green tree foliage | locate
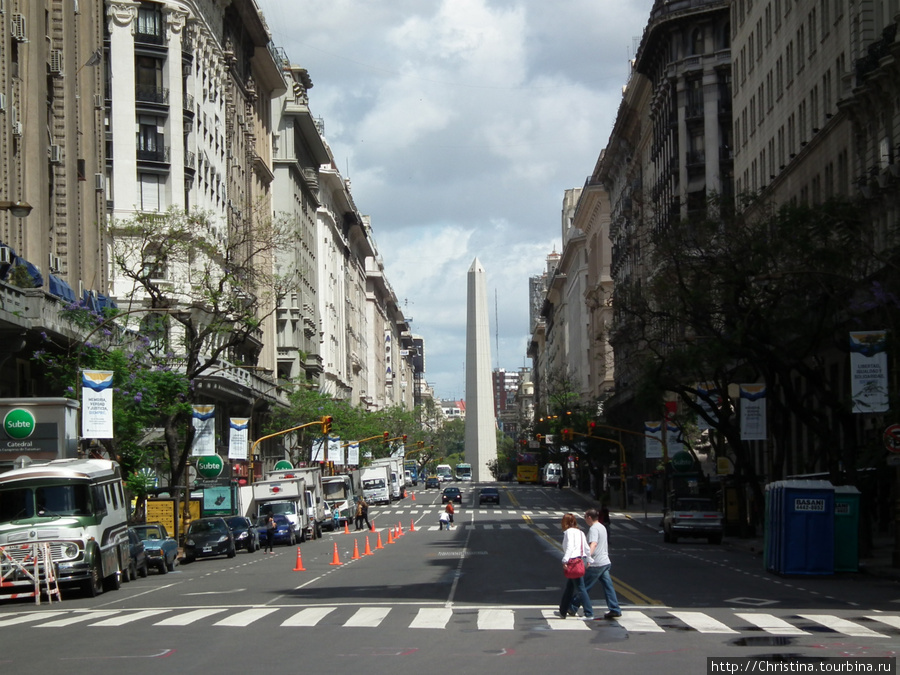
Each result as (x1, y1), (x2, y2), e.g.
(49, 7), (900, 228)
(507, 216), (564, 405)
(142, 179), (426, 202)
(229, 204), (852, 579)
(615, 195), (895, 488)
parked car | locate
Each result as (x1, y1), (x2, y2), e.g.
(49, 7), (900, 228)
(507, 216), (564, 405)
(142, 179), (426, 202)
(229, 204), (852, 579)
(663, 496), (723, 544)
(255, 514), (297, 546)
(441, 486), (462, 504)
(183, 517), (237, 562)
(425, 476), (441, 489)
(478, 487), (500, 506)
(132, 523), (178, 573)
(225, 515), (260, 553)
(125, 527), (150, 581)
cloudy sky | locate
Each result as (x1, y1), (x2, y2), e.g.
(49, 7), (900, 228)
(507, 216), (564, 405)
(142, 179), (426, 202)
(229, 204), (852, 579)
(256, 0), (653, 401)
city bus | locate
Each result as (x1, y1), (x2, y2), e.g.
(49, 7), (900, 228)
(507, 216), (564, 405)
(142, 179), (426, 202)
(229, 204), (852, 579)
(455, 463), (472, 481)
(0, 458), (129, 597)
(435, 464), (453, 482)
(517, 464), (540, 484)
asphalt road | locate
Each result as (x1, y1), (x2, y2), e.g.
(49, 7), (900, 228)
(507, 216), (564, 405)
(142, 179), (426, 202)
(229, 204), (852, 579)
(2, 483), (899, 674)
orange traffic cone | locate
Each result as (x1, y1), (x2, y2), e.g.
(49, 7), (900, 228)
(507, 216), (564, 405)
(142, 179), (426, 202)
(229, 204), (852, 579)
(343, 521), (350, 535)
(370, 519), (375, 532)
(329, 542), (342, 566)
(387, 528), (394, 545)
(292, 547), (306, 571)
(364, 536), (373, 555)
(376, 531), (384, 549)
(352, 538), (361, 560)
(411, 492), (416, 501)
(410, 519), (415, 532)
(397, 522), (403, 537)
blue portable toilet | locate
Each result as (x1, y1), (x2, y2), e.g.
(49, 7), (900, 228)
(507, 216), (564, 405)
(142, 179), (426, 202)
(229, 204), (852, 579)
(765, 480), (835, 575)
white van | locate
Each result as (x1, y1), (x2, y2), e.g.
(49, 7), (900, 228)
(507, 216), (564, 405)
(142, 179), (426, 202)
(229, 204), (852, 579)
(541, 463), (563, 487)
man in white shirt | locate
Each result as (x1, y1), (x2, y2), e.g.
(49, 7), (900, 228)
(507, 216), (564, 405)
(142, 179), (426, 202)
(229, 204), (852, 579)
(570, 508), (622, 619)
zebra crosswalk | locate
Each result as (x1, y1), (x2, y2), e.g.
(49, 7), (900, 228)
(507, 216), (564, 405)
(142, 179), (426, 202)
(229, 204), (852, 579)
(1, 606), (898, 638)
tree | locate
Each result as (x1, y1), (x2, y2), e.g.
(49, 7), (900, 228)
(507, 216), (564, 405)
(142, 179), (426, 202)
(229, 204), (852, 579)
(615, 195), (891, 502)
(104, 207), (295, 492)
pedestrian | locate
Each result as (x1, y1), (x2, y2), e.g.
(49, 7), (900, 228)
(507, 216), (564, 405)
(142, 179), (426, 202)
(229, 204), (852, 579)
(355, 497), (371, 531)
(557, 512), (592, 620)
(445, 502), (455, 529)
(439, 509), (450, 530)
(570, 508), (622, 619)
(264, 510), (276, 554)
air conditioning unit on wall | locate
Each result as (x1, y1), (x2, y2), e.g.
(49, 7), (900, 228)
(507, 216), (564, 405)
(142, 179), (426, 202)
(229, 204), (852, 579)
(49, 144), (62, 163)
(94, 173), (104, 191)
(11, 14), (26, 42)
(49, 49), (63, 75)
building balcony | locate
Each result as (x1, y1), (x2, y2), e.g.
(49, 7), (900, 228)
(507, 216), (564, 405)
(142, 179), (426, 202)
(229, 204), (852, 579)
(135, 85), (169, 115)
(136, 145), (171, 165)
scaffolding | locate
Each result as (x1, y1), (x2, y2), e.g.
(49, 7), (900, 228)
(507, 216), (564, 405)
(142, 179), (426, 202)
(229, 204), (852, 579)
(0, 543), (62, 604)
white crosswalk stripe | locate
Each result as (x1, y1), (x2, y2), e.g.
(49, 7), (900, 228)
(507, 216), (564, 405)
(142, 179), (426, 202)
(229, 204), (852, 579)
(4, 607), (897, 638)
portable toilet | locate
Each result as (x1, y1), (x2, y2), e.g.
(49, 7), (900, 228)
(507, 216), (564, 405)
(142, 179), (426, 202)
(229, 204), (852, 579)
(764, 480), (835, 575)
(833, 485), (861, 572)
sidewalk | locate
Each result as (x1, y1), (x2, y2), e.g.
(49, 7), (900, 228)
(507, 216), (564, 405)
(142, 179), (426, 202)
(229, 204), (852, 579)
(599, 494), (900, 580)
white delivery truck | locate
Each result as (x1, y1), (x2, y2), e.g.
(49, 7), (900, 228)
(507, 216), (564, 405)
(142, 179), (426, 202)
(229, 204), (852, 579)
(370, 457), (405, 500)
(240, 475), (309, 543)
(322, 471), (360, 528)
(267, 466), (326, 539)
(360, 464), (391, 505)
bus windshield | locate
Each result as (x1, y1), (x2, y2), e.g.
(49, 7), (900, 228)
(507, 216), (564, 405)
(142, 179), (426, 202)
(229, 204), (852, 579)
(0, 482), (92, 522)
(323, 481), (349, 501)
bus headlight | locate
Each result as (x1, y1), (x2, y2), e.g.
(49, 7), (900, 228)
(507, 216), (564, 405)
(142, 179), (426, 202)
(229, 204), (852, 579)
(62, 543), (79, 559)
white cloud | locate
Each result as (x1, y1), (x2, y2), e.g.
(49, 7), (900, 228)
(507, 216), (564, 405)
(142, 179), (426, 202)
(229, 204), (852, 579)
(257, 0), (654, 399)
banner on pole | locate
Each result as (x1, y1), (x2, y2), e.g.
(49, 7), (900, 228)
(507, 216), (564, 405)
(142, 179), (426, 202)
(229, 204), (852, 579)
(191, 405), (216, 456)
(850, 330), (889, 413)
(644, 421), (663, 459)
(310, 437), (325, 463)
(81, 370), (114, 438)
(327, 437), (343, 464)
(228, 417), (249, 460)
(347, 441), (360, 466)
(740, 384), (767, 441)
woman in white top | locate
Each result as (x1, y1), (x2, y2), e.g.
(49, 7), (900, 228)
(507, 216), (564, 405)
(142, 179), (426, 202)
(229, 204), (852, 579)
(557, 513), (593, 619)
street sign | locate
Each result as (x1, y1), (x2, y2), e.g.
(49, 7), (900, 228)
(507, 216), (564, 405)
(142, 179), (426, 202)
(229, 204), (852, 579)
(670, 450), (693, 472)
(196, 455), (224, 478)
(273, 460), (293, 470)
(884, 424), (900, 453)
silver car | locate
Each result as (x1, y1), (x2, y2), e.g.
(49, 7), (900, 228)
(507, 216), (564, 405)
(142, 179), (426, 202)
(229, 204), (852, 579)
(663, 496), (723, 544)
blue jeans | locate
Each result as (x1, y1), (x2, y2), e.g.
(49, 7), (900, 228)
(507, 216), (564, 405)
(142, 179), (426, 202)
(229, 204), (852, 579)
(572, 564), (620, 614)
(560, 573), (593, 618)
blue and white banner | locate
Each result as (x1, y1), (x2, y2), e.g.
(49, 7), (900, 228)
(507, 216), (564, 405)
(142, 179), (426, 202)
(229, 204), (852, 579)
(191, 405), (216, 456)
(327, 436), (343, 464)
(644, 421), (663, 459)
(740, 384), (767, 441)
(666, 422), (683, 454)
(347, 441), (360, 466)
(850, 330), (889, 413)
(81, 370), (114, 438)
(695, 382), (721, 431)
(228, 417), (249, 460)
(310, 437), (325, 463)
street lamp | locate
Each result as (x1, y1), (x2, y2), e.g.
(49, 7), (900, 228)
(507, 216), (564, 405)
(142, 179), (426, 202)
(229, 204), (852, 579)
(0, 200), (33, 218)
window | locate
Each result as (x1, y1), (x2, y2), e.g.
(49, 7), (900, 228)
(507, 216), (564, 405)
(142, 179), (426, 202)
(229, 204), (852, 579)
(691, 28), (704, 55)
(136, 2), (163, 43)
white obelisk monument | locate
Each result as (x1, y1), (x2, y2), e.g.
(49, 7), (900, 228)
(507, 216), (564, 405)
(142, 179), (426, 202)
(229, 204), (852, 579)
(465, 258), (498, 482)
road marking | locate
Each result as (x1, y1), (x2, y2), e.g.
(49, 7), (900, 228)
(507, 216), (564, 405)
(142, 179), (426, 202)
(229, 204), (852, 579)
(0, 611), (67, 627)
(670, 611), (739, 633)
(38, 610), (120, 627)
(615, 610), (665, 632)
(213, 607), (279, 626)
(612, 576), (660, 606)
(90, 609), (170, 626)
(344, 607), (391, 627)
(478, 608), (515, 630)
(541, 609), (590, 630)
(798, 614), (889, 638)
(155, 608), (229, 626)
(409, 607), (453, 629)
(281, 607), (337, 626)
(734, 612), (810, 635)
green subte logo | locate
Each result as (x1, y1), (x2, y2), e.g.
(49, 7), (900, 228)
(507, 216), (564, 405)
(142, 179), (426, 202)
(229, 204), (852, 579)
(4, 408), (36, 439)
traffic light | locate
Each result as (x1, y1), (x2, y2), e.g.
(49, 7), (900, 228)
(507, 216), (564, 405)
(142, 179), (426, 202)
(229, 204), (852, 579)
(588, 422), (596, 436)
(418, 441), (425, 448)
(321, 415), (333, 435)
(383, 431), (389, 441)
(561, 428), (571, 441)
(535, 434), (543, 442)
(402, 434), (407, 442)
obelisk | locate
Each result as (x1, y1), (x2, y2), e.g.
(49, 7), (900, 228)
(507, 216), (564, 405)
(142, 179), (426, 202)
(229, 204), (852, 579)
(465, 258), (498, 482)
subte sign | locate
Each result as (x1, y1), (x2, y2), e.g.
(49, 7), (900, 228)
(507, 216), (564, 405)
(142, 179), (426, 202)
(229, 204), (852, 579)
(884, 424), (900, 454)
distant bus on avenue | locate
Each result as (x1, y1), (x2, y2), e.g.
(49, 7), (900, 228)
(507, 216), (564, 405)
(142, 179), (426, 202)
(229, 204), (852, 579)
(516, 465), (540, 484)
(455, 463), (472, 481)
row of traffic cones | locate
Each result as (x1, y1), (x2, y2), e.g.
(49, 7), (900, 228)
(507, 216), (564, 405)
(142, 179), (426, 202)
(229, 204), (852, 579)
(294, 519), (417, 570)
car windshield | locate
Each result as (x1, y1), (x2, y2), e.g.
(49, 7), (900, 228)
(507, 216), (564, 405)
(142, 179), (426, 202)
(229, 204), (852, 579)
(225, 516), (247, 529)
(188, 520), (228, 535)
(674, 499), (716, 511)
(482, 488), (498, 495)
(444, 488), (459, 495)
(135, 526), (165, 540)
